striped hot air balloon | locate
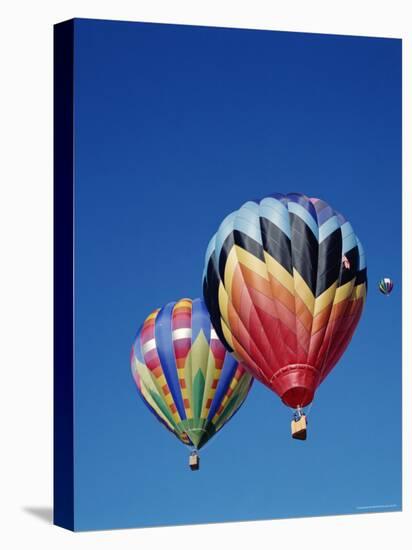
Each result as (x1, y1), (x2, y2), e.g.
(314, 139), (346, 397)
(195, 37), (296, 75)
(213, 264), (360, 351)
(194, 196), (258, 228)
(131, 298), (253, 468)
(378, 277), (394, 295)
(203, 193), (367, 437)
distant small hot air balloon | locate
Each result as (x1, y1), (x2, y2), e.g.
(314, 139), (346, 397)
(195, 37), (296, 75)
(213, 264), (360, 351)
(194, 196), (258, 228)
(203, 192), (367, 440)
(378, 278), (394, 296)
(131, 298), (253, 470)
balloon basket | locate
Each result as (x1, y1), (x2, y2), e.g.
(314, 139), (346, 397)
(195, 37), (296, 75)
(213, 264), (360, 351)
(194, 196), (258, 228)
(291, 414), (307, 440)
(189, 451), (200, 471)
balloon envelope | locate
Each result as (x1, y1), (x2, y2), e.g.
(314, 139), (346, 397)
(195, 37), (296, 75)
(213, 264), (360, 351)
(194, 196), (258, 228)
(203, 193), (367, 409)
(378, 277), (393, 295)
(131, 298), (253, 450)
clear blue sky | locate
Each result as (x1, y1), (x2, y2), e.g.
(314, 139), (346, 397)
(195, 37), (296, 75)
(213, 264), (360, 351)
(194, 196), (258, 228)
(72, 19), (401, 531)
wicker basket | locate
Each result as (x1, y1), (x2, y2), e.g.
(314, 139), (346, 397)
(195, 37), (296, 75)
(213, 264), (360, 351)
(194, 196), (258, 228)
(291, 415), (307, 440)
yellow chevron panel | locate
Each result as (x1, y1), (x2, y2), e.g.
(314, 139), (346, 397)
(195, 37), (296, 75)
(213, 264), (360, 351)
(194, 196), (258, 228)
(313, 282), (338, 316)
(333, 279), (355, 305)
(235, 245), (269, 281)
(293, 269), (315, 313)
(223, 247), (238, 297)
(352, 283), (367, 300)
(218, 282), (230, 326)
(264, 252), (295, 294)
(221, 318), (235, 350)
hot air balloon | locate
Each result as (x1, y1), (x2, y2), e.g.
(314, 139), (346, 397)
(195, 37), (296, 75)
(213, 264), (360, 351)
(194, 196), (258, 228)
(203, 193), (367, 440)
(131, 298), (253, 469)
(378, 278), (393, 296)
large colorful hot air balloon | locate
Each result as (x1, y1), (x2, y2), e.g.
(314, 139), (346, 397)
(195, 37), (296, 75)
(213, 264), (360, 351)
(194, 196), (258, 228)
(203, 193), (367, 439)
(378, 277), (393, 296)
(131, 298), (253, 469)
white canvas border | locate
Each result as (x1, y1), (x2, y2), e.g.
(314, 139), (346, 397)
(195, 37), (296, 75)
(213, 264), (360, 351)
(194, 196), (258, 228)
(0, 1), (409, 548)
